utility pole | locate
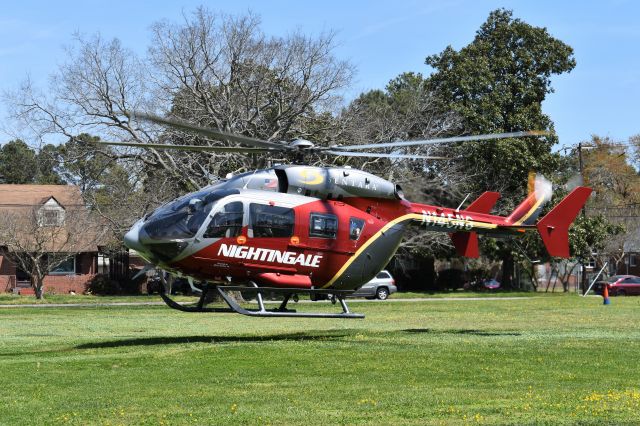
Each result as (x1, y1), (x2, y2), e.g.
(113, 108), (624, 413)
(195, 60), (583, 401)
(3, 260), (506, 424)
(578, 142), (587, 217)
(577, 142), (598, 294)
(577, 142), (587, 294)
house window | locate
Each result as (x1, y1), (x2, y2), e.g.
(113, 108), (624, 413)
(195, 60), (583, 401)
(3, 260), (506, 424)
(309, 213), (338, 239)
(41, 209), (63, 226)
(49, 256), (75, 275)
(631, 255), (637, 267)
(250, 203), (294, 238)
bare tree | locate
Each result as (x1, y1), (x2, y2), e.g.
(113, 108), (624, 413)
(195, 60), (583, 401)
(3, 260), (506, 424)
(0, 207), (108, 299)
(5, 8), (356, 238)
(150, 10), (353, 138)
(7, 9), (354, 186)
(630, 134), (640, 169)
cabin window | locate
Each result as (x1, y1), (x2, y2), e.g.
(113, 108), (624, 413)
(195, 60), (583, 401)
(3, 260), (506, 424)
(349, 217), (365, 241)
(204, 201), (244, 238)
(250, 204), (294, 238)
(309, 213), (338, 239)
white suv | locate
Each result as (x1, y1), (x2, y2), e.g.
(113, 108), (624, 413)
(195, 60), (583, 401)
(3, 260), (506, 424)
(350, 270), (397, 300)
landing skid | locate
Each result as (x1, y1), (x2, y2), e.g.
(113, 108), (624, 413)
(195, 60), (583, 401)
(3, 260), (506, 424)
(158, 283), (365, 319)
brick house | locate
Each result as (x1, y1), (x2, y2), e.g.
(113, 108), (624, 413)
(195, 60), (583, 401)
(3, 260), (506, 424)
(0, 185), (101, 295)
(616, 237), (640, 276)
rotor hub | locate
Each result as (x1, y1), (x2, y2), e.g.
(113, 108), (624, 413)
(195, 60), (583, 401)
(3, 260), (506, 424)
(289, 138), (315, 150)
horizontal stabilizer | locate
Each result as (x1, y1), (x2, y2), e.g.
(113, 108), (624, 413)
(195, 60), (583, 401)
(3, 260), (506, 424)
(466, 192), (500, 214)
(537, 187), (592, 258)
(450, 232), (479, 258)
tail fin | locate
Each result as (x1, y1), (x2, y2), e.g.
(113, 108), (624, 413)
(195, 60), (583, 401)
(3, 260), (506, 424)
(537, 187), (592, 258)
(466, 191), (500, 213)
(451, 232), (479, 258)
(450, 192), (499, 258)
(506, 173), (553, 225)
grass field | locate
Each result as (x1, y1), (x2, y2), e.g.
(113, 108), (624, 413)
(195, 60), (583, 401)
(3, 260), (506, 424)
(0, 294), (182, 305)
(0, 290), (540, 305)
(1, 295), (639, 425)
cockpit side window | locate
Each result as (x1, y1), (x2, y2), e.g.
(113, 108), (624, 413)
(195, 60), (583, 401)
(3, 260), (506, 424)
(349, 217), (365, 241)
(204, 201), (244, 239)
(250, 203), (294, 238)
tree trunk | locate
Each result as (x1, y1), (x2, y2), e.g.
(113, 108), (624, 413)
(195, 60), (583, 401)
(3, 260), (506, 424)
(501, 254), (514, 289)
(519, 262), (538, 291)
(580, 262), (588, 295)
(34, 277), (45, 300)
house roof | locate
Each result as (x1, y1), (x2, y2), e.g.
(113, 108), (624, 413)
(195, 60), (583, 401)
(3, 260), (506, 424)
(0, 184), (105, 253)
(0, 184), (83, 208)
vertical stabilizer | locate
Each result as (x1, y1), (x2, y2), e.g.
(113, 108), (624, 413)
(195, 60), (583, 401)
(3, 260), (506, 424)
(451, 232), (479, 258)
(537, 187), (592, 258)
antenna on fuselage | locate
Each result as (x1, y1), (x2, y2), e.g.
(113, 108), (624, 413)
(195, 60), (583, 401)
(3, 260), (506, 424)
(456, 194), (472, 211)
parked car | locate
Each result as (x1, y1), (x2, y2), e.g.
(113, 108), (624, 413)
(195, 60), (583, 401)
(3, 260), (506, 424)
(482, 278), (501, 290)
(349, 270), (397, 300)
(594, 275), (640, 296)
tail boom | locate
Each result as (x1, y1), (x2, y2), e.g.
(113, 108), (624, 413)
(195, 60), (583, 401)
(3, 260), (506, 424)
(408, 186), (591, 259)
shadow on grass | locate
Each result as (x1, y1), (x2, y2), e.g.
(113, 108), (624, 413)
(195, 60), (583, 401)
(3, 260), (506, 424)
(75, 330), (357, 349)
(404, 328), (521, 337)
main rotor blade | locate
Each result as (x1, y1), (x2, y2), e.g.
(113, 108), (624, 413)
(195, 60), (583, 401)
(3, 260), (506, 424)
(97, 141), (275, 153)
(325, 150), (450, 160)
(331, 131), (549, 151)
(132, 112), (290, 151)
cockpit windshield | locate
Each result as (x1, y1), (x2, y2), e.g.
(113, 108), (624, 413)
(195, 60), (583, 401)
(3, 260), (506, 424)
(141, 169), (277, 241)
(143, 189), (239, 240)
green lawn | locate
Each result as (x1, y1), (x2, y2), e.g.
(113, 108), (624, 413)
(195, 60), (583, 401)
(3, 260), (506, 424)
(388, 290), (543, 299)
(0, 294), (190, 305)
(0, 295), (638, 425)
(0, 290), (542, 305)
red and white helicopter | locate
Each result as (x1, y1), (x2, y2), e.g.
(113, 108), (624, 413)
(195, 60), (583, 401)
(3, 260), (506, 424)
(104, 114), (591, 318)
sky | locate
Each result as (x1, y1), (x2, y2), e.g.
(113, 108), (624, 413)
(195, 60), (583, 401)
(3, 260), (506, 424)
(1, 0), (639, 149)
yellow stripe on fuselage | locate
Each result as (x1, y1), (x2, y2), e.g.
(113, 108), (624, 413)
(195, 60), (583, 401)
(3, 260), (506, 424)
(322, 213), (498, 288)
(512, 196), (545, 226)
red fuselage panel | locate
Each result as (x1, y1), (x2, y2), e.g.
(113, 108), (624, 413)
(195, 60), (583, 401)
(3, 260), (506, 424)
(171, 199), (391, 289)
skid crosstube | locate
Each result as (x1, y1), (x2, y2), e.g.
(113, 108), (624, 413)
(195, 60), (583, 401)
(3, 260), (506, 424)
(159, 283), (365, 319)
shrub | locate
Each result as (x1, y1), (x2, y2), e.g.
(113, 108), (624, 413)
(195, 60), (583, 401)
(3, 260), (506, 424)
(86, 274), (122, 295)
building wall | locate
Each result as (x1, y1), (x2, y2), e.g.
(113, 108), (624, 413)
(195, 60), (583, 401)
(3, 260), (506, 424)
(42, 274), (95, 294)
(616, 253), (640, 276)
(0, 250), (17, 292)
(76, 252), (96, 275)
(0, 251), (98, 294)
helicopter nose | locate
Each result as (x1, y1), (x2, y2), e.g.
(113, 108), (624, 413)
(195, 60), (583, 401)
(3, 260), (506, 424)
(124, 220), (147, 253)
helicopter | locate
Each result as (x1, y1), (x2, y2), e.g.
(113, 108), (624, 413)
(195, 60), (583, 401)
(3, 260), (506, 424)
(102, 114), (592, 319)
